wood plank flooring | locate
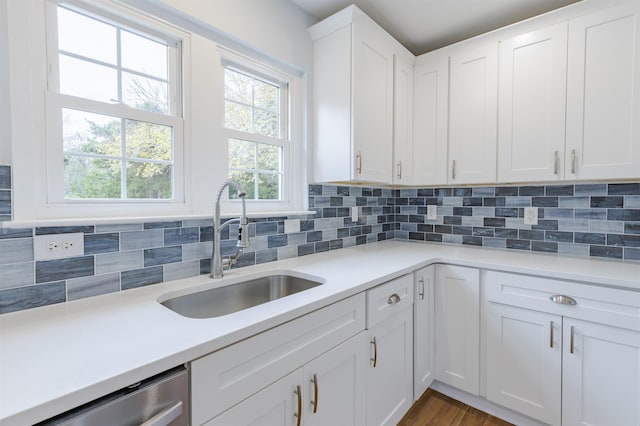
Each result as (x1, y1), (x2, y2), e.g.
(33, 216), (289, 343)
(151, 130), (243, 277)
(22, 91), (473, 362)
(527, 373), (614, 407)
(398, 389), (514, 426)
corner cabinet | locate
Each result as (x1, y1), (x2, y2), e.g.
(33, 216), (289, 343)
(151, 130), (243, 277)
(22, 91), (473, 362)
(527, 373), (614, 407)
(434, 264), (480, 395)
(310, 5), (414, 184)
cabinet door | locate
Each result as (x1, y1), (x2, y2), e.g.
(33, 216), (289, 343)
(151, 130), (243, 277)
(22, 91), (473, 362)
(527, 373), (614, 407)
(204, 369), (302, 426)
(566, 1), (640, 180)
(562, 318), (640, 426)
(449, 43), (498, 184)
(412, 54), (448, 185)
(352, 16), (394, 183)
(498, 23), (567, 182)
(304, 332), (367, 426)
(393, 56), (413, 185)
(413, 265), (435, 400)
(435, 265), (480, 395)
(367, 307), (413, 426)
(485, 303), (562, 426)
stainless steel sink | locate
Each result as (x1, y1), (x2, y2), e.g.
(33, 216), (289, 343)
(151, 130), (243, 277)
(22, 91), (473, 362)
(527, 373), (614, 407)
(160, 274), (323, 318)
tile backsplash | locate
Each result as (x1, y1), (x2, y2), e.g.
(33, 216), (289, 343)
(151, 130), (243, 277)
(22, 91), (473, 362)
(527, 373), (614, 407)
(1, 169), (639, 315)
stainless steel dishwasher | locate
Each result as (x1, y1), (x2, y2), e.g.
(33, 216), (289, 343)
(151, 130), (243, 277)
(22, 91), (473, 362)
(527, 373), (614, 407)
(37, 365), (189, 426)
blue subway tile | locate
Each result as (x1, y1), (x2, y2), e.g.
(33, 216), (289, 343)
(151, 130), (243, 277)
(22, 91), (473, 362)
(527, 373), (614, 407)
(444, 216), (462, 225)
(309, 184), (323, 195)
(329, 239), (343, 250)
(575, 209), (607, 220)
(496, 186), (518, 196)
(575, 183), (607, 196)
(0, 191), (11, 215)
(532, 220), (558, 231)
(452, 226), (473, 236)
(0, 261), (35, 290)
(608, 183), (640, 195)
(591, 196), (623, 208)
(496, 228), (518, 239)
(453, 207), (473, 216)
(298, 243), (315, 256)
(546, 185), (574, 196)
(532, 197), (558, 207)
(256, 221), (278, 236)
(590, 245), (623, 259)
(532, 241), (558, 253)
(256, 249), (278, 264)
(0, 228), (32, 240)
(268, 234), (288, 248)
(84, 233), (119, 255)
(519, 186), (544, 196)
(463, 236), (482, 246)
(625, 223), (640, 234)
(409, 232), (425, 241)
(545, 231), (574, 243)
(143, 221), (182, 229)
(496, 208), (520, 218)
(121, 266), (163, 290)
(483, 197), (506, 207)
(506, 239), (531, 250)
(67, 273), (120, 301)
(36, 226), (94, 235)
(144, 246), (182, 267)
(36, 256), (94, 283)
(418, 188), (434, 197)
(472, 187), (495, 196)
(473, 227), (494, 237)
(0, 281), (66, 314)
(425, 233), (443, 242)
(435, 225), (452, 234)
(608, 209), (640, 221)
(519, 229), (545, 241)
(624, 247), (640, 260)
(574, 232), (606, 245)
(484, 217), (506, 227)
(121, 229), (163, 251)
(0, 166), (11, 190)
(417, 224), (434, 233)
(607, 234), (640, 247)
(164, 227), (199, 246)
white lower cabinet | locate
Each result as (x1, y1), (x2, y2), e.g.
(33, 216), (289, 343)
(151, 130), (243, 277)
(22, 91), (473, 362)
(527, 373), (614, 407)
(562, 318), (640, 426)
(434, 264), (480, 395)
(413, 265), (435, 400)
(365, 274), (414, 426)
(485, 271), (640, 426)
(204, 332), (368, 426)
(486, 303), (562, 425)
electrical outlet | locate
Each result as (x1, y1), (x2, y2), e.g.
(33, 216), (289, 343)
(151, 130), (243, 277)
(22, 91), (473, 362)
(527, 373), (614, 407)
(351, 206), (359, 222)
(426, 205), (438, 220)
(524, 207), (539, 225)
(34, 233), (84, 261)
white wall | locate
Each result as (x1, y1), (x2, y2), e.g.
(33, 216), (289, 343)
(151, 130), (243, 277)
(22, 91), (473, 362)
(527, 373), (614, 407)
(0, 0), (12, 165)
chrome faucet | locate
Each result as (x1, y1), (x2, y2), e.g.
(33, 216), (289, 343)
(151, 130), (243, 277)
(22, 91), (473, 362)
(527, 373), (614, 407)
(211, 179), (250, 278)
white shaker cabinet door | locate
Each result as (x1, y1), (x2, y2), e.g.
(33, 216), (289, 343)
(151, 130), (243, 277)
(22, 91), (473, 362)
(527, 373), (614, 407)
(562, 318), (640, 426)
(434, 265), (480, 395)
(485, 303), (562, 426)
(412, 54), (449, 186)
(497, 23), (568, 182)
(393, 56), (414, 185)
(449, 43), (498, 184)
(413, 265), (435, 400)
(566, 1), (640, 180)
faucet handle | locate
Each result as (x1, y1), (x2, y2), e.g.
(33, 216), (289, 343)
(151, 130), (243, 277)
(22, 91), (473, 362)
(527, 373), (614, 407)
(237, 223), (250, 248)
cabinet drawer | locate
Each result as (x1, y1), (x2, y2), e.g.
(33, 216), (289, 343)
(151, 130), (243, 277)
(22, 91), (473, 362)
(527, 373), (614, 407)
(191, 293), (365, 425)
(367, 274), (413, 328)
(485, 271), (640, 331)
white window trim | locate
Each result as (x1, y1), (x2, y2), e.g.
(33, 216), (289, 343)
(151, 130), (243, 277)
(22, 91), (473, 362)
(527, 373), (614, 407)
(7, 0), (307, 224)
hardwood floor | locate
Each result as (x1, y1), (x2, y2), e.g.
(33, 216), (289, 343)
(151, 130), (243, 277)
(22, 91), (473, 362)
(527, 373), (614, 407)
(398, 389), (514, 426)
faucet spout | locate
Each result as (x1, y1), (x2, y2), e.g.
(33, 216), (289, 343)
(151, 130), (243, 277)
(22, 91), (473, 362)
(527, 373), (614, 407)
(211, 179), (250, 279)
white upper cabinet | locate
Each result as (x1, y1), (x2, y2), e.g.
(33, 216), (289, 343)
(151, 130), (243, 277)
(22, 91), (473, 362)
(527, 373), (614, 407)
(393, 56), (414, 185)
(566, 0), (640, 180)
(497, 23), (568, 182)
(412, 52), (449, 186)
(310, 6), (414, 184)
(449, 42), (498, 184)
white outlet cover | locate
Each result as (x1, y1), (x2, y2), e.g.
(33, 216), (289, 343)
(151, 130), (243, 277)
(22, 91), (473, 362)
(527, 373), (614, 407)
(524, 207), (539, 225)
(34, 233), (85, 261)
(427, 205), (438, 220)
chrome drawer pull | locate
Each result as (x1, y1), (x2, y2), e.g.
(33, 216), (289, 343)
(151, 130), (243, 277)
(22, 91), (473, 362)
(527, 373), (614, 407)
(388, 294), (401, 304)
(549, 294), (577, 305)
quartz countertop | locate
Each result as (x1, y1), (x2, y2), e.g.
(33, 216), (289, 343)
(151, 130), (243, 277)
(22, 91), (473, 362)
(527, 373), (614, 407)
(1, 240), (639, 425)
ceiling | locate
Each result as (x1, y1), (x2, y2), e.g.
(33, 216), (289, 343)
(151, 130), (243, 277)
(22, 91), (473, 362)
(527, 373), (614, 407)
(291, 0), (581, 55)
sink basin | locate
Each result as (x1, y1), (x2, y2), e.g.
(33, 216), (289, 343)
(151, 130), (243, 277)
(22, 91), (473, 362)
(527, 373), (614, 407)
(160, 274), (323, 318)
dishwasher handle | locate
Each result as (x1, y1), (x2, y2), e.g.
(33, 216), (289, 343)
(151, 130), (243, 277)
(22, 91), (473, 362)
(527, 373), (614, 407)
(140, 401), (183, 426)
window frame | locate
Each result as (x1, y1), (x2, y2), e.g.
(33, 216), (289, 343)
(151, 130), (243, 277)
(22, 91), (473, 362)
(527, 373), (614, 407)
(44, 0), (186, 206)
(218, 48), (299, 214)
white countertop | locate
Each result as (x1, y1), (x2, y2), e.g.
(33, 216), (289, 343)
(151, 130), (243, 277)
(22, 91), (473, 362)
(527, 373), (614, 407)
(1, 240), (639, 425)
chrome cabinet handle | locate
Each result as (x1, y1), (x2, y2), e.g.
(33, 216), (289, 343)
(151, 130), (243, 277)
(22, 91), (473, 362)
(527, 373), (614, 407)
(356, 151), (362, 174)
(388, 293), (401, 304)
(371, 337), (377, 367)
(294, 385), (302, 426)
(570, 326), (575, 354)
(310, 374), (319, 413)
(571, 149), (576, 174)
(452, 159), (456, 180)
(140, 401), (182, 426)
(549, 321), (554, 348)
(550, 294), (577, 305)
(554, 150), (559, 175)
(397, 161), (402, 180)
(418, 277), (425, 300)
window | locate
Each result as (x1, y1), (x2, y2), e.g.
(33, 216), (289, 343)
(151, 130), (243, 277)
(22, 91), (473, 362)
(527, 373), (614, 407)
(222, 63), (289, 202)
(46, 2), (184, 203)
